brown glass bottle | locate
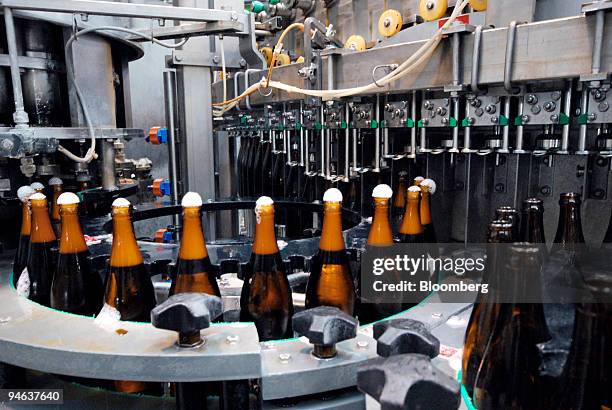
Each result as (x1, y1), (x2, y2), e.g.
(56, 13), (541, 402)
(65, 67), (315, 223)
(12, 186), (34, 287)
(553, 192), (585, 250)
(306, 189), (356, 316)
(240, 197), (293, 341)
(51, 193), (103, 316)
(419, 182), (437, 244)
(392, 172), (407, 227)
(495, 206), (520, 241)
(461, 220), (513, 398)
(170, 193), (220, 298)
(520, 198), (546, 244)
(473, 243), (550, 410)
(27, 193), (57, 306)
(104, 198), (157, 394)
(398, 186), (424, 243)
(367, 190), (394, 246)
(49, 177), (63, 235)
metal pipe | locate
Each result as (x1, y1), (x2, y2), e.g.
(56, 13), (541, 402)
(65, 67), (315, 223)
(420, 128), (427, 153)
(463, 102), (471, 151)
(101, 140), (117, 191)
(592, 10), (605, 74)
(304, 130), (310, 171)
(561, 79), (572, 153)
(515, 96), (525, 153)
(344, 103), (350, 181)
(383, 127), (390, 158)
(320, 106), (325, 176)
(578, 88), (589, 154)
(410, 91), (417, 158)
(326, 129), (331, 177)
(452, 33), (460, 86)
(503, 21), (520, 94)
(3, 7), (29, 127)
(163, 70), (180, 219)
(374, 95), (381, 172)
(352, 128), (358, 174)
(451, 97), (460, 152)
(299, 101), (305, 167)
(471, 25), (484, 93)
(500, 96), (511, 153)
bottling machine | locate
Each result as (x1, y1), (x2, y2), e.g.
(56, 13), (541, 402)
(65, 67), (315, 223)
(0, 0), (611, 408)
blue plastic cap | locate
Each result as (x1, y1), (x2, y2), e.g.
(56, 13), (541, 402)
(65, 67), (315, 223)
(157, 127), (168, 144)
(160, 180), (172, 196)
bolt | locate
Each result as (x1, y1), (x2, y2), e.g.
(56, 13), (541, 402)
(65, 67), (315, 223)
(424, 101), (434, 110)
(540, 185), (552, 196)
(385, 104), (393, 112)
(436, 107), (447, 116)
(550, 114), (559, 123)
(213, 55), (220, 64)
(592, 188), (605, 199)
(531, 105), (541, 115)
(383, 17), (392, 28)
(485, 104), (496, 114)
(475, 107), (484, 117)
(240, 59), (247, 68)
(592, 89), (605, 101)
(495, 183), (505, 193)
(226, 335), (240, 344)
(598, 101), (609, 112)
(526, 94), (538, 105)
(466, 117), (475, 125)
(551, 91), (562, 101)
(588, 112), (598, 122)
(175, 54), (183, 62)
(441, 117), (449, 125)
(0, 139), (14, 151)
(231, 11), (239, 21)
(279, 353), (292, 362)
(490, 115), (499, 124)
(520, 114), (530, 124)
(544, 101), (556, 112)
(470, 98), (482, 107)
(356, 340), (369, 349)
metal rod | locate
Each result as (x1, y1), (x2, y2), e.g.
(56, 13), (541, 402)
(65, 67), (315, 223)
(3, 7), (28, 127)
(383, 127), (390, 157)
(325, 129), (331, 177)
(410, 91), (417, 157)
(451, 97), (460, 152)
(561, 79), (572, 152)
(464, 154), (471, 246)
(101, 140), (117, 191)
(452, 33), (460, 86)
(471, 25), (484, 93)
(500, 96), (511, 153)
(304, 130), (310, 171)
(299, 101), (305, 167)
(352, 129), (358, 174)
(515, 96), (525, 152)
(503, 21), (519, 94)
(463, 102), (471, 151)
(374, 95), (381, 172)
(578, 88), (589, 154)
(592, 10), (605, 74)
(420, 127), (427, 152)
(163, 70), (180, 223)
(320, 106), (325, 176)
(344, 103), (350, 180)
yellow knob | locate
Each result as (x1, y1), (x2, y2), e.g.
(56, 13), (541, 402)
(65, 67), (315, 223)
(469, 0), (487, 12)
(344, 35), (367, 51)
(378, 9), (403, 38)
(260, 46), (273, 66)
(296, 56), (305, 63)
(419, 0), (448, 22)
(275, 53), (291, 66)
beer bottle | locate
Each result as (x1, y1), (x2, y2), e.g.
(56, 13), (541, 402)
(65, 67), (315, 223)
(51, 192), (103, 316)
(27, 192), (57, 306)
(413, 176), (424, 186)
(48, 177), (63, 235)
(104, 198), (157, 393)
(392, 171), (407, 227)
(495, 206), (520, 241)
(170, 192), (220, 297)
(419, 178), (438, 244)
(12, 186), (35, 288)
(461, 220), (513, 397)
(553, 192), (585, 249)
(240, 197), (293, 341)
(30, 181), (44, 194)
(367, 184), (394, 246)
(306, 188), (356, 316)
(473, 243), (550, 410)
(520, 198), (546, 244)
(398, 186), (425, 243)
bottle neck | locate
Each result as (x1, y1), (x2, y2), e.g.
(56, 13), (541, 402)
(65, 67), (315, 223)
(20, 201), (31, 236)
(320, 202), (345, 252)
(420, 191), (432, 225)
(51, 186), (62, 221)
(179, 207), (208, 260)
(554, 203), (585, 244)
(523, 210), (546, 243)
(253, 205), (279, 255)
(110, 208), (143, 267)
(59, 204), (88, 254)
(399, 196), (423, 235)
(368, 198), (394, 246)
(30, 199), (56, 243)
(393, 180), (406, 209)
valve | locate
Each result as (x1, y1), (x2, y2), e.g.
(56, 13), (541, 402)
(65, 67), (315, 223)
(147, 126), (168, 145)
(150, 178), (171, 197)
(374, 319), (440, 358)
(292, 306), (358, 359)
(151, 293), (223, 347)
(357, 354), (461, 410)
(378, 9), (403, 38)
(419, 0), (448, 22)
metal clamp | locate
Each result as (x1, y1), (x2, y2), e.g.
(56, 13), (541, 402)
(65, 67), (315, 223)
(372, 64), (398, 88)
(471, 25), (485, 93)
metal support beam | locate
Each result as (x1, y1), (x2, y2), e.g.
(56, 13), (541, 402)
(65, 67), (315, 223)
(3, 6), (28, 127)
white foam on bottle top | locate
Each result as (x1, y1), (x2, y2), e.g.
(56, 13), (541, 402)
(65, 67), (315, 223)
(112, 197), (131, 208)
(30, 182), (44, 191)
(408, 185), (421, 193)
(29, 192), (46, 201)
(48, 177), (63, 186)
(17, 186), (35, 202)
(372, 184), (393, 198)
(182, 191), (203, 207)
(323, 188), (343, 202)
(57, 192), (80, 205)
(421, 178), (437, 194)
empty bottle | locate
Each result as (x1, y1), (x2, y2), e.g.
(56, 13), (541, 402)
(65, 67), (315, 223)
(306, 188), (356, 316)
(170, 192), (220, 298)
(51, 192), (103, 316)
(520, 198), (546, 244)
(553, 192), (585, 250)
(398, 186), (425, 243)
(495, 206), (520, 241)
(27, 192), (58, 306)
(240, 197), (293, 340)
(104, 198), (157, 394)
(12, 186), (35, 288)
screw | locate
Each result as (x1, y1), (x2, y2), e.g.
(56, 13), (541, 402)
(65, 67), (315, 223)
(441, 118), (449, 125)
(485, 104), (496, 114)
(231, 11), (239, 21)
(495, 183), (505, 193)
(531, 105), (541, 115)
(279, 353), (292, 362)
(475, 108), (484, 117)
(426, 1), (434, 9)
(551, 91), (562, 101)
(526, 94), (538, 105)
(550, 114), (559, 123)
(544, 101), (556, 112)
(213, 55), (220, 64)
(467, 117), (475, 125)
(598, 101), (609, 112)
(424, 101), (434, 110)
(540, 185), (552, 196)
(240, 59), (247, 68)
(490, 116), (499, 124)
(226, 335), (240, 344)
(0, 139), (14, 151)
(175, 54), (183, 62)
(592, 188), (605, 199)
(436, 107), (447, 116)
(521, 114), (530, 124)
(470, 98), (482, 107)
(383, 17), (392, 28)
(588, 112), (598, 122)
